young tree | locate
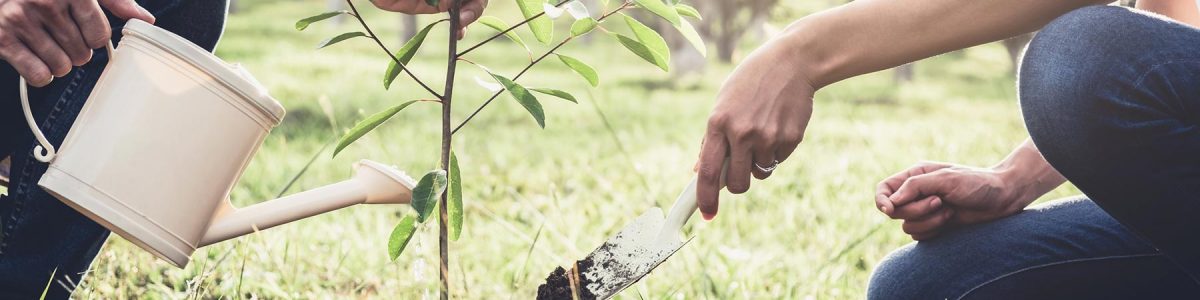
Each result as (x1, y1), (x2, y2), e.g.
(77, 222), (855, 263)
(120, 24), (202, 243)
(296, 0), (704, 298)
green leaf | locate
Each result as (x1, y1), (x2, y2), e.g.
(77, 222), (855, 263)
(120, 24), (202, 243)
(516, 0), (553, 44)
(476, 16), (529, 51)
(613, 34), (669, 72)
(556, 54), (599, 86)
(570, 18), (598, 37)
(411, 170), (448, 223)
(332, 101), (418, 158)
(623, 14), (670, 64)
(384, 20), (447, 90)
(296, 11), (348, 31)
(531, 88), (577, 103)
(488, 72), (545, 128)
(317, 32), (367, 49)
(633, 0), (680, 26)
(448, 152), (464, 241)
(425, 0), (440, 7)
(387, 215), (418, 260)
(675, 4), (702, 20)
(675, 19), (706, 57)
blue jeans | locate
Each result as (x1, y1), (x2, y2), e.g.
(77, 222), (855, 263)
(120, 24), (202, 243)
(0, 1), (226, 298)
(868, 6), (1200, 299)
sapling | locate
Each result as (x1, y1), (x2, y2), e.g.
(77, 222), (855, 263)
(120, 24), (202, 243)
(297, 0), (704, 297)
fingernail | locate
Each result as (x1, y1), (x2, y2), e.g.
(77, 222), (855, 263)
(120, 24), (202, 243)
(702, 212), (715, 221)
(878, 205), (889, 214)
(930, 197), (941, 208)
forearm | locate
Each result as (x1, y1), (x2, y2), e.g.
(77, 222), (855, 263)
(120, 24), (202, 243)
(993, 139), (1067, 206)
(774, 0), (1110, 88)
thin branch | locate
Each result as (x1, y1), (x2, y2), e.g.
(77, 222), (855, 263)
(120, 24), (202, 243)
(451, 2), (632, 134)
(456, 0), (573, 57)
(451, 37), (571, 134)
(345, 0), (444, 99)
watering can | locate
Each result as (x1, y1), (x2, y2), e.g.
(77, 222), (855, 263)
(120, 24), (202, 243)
(16, 19), (416, 268)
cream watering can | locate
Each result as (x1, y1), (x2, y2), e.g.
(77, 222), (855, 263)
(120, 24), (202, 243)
(16, 19), (416, 268)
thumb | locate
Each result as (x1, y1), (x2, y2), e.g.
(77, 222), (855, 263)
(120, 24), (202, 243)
(889, 171), (950, 207)
(99, 0), (156, 24)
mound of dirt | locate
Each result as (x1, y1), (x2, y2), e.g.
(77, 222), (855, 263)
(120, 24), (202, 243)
(536, 258), (597, 300)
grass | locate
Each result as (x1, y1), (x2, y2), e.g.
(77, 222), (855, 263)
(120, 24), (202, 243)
(69, 0), (1082, 298)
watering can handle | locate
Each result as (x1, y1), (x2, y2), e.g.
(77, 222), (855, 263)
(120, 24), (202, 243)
(19, 41), (115, 163)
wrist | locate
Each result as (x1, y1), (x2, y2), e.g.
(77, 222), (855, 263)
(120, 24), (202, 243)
(991, 161), (1038, 209)
(778, 16), (838, 89)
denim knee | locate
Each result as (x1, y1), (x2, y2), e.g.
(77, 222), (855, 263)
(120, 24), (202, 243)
(1018, 5), (1145, 167)
(868, 245), (927, 299)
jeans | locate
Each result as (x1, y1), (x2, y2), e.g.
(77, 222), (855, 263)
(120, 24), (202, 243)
(0, 1), (227, 298)
(869, 5), (1200, 299)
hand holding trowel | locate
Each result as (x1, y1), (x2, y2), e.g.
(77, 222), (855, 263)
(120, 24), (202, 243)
(537, 161), (727, 299)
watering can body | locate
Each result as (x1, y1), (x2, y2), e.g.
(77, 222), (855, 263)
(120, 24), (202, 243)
(19, 19), (415, 268)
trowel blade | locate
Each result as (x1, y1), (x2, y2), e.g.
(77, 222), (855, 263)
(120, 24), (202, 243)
(580, 208), (689, 299)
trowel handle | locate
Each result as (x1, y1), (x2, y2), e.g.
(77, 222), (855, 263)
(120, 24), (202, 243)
(661, 176), (700, 234)
(662, 159), (728, 235)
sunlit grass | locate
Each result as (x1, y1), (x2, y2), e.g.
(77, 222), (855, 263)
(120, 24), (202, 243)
(72, 0), (1079, 298)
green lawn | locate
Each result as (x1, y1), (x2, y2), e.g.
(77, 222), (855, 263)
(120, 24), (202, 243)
(74, 0), (1081, 298)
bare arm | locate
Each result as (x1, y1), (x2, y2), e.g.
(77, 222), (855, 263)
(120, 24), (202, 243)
(790, 0), (1113, 88)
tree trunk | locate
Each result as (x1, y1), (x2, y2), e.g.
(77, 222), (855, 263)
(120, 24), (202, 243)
(1002, 32), (1034, 75)
(327, 0), (346, 26)
(401, 15), (419, 41)
(893, 63), (915, 83)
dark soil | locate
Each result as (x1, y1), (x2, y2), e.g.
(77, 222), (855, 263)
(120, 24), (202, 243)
(536, 257), (597, 300)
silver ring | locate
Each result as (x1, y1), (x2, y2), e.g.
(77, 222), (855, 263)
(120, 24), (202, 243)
(754, 160), (780, 173)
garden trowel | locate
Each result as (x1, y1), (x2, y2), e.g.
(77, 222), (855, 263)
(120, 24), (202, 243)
(541, 164), (724, 299)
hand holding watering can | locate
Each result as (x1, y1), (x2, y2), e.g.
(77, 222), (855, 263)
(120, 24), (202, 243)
(6, 0), (490, 268)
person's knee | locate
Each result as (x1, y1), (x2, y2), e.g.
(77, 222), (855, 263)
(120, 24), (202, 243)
(868, 245), (945, 299)
(1019, 6), (1143, 163)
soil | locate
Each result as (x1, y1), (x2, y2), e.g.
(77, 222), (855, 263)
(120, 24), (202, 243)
(536, 257), (597, 300)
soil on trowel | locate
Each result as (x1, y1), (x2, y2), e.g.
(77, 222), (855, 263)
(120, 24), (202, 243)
(536, 257), (598, 300)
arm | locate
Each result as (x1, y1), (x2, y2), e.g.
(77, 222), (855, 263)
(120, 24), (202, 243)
(696, 0), (1106, 219)
(788, 0), (1113, 88)
(876, 140), (1066, 240)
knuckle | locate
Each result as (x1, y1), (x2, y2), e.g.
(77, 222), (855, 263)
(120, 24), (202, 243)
(84, 29), (112, 48)
(706, 114), (729, 130)
(697, 165), (721, 182)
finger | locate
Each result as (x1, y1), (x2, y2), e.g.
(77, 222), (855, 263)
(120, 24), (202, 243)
(459, 0), (485, 27)
(725, 143), (752, 194)
(889, 170), (955, 207)
(889, 196), (941, 220)
(874, 176), (906, 214)
(42, 7), (91, 66)
(21, 29), (73, 77)
(750, 146), (776, 180)
(775, 139), (799, 162)
(1, 41), (54, 86)
(902, 208), (954, 237)
(98, 0), (156, 23)
(697, 131), (728, 220)
(70, 0), (113, 49)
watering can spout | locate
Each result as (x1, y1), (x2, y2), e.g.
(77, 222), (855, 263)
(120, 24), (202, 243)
(198, 160), (415, 247)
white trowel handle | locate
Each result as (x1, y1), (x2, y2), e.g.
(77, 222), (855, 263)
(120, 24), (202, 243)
(661, 159), (728, 237)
